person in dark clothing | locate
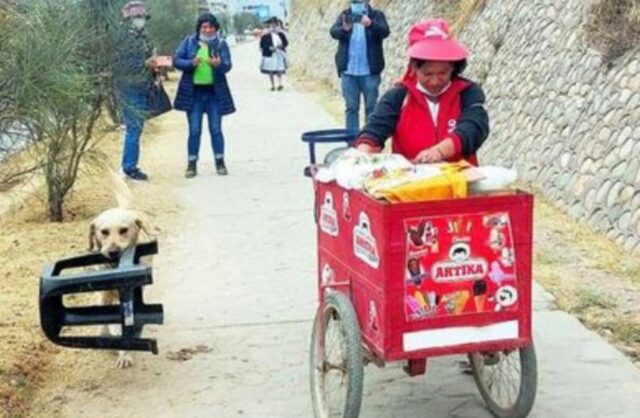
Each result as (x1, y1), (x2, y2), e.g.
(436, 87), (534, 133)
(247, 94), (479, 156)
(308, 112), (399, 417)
(114, 1), (158, 181)
(173, 13), (235, 177)
(330, 0), (390, 132)
(260, 17), (289, 91)
(354, 19), (489, 165)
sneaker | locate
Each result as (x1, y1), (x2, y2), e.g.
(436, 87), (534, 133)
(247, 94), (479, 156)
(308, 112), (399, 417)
(123, 168), (149, 181)
(277, 85), (284, 91)
(270, 86), (275, 91)
(215, 158), (228, 176)
(185, 161), (197, 178)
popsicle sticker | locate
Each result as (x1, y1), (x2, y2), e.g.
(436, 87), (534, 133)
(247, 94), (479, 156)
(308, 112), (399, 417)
(441, 290), (470, 315)
(319, 191), (339, 237)
(353, 212), (380, 269)
(368, 300), (380, 334)
(494, 285), (518, 311)
(342, 192), (352, 221)
(473, 279), (488, 312)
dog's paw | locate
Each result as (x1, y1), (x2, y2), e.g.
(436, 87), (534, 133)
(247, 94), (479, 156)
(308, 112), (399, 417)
(115, 353), (134, 369)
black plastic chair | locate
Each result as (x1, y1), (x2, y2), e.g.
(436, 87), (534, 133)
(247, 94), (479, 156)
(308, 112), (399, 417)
(40, 241), (163, 354)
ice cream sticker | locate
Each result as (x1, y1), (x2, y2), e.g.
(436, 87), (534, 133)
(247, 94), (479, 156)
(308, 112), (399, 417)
(342, 192), (352, 221)
(368, 300), (380, 334)
(354, 212), (380, 269)
(404, 212), (518, 320)
(319, 191), (339, 237)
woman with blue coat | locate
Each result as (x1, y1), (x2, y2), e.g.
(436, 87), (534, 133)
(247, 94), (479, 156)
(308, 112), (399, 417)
(174, 13), (236, 177)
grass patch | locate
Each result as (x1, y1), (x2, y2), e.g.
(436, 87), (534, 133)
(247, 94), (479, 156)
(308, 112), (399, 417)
(584, 0), (640, 63)
(570, 289), (617, 314)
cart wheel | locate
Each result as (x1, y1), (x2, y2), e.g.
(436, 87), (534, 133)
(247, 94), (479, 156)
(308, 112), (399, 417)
(469, 344), (537, 418)
(310, 292), (364, 418)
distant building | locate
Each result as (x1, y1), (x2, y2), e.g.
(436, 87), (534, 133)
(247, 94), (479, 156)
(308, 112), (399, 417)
(235, 0), (290, 22)
(198, 0), (230, 14)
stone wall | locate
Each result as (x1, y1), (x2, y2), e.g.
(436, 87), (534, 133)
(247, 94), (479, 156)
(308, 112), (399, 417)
(289, 0), (640, 253)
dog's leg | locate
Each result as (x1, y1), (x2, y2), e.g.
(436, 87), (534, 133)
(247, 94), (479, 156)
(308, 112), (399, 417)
(115, 350), (134, 369)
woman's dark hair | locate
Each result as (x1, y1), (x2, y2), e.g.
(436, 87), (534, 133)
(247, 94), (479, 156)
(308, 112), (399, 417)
(196, 13), (220, 32)
(411, 58), (467, 77)
(265, 16), (279, 25)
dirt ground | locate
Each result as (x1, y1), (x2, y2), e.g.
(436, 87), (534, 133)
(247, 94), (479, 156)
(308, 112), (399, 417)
(0, 71), (639, 417)
(0, 80), (186, 417)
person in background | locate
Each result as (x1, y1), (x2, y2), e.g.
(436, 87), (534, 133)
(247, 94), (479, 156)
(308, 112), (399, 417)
(353, 19), (489, 165)
(114, 1), (157, 181)
(173, 13), (236, 178)
(330, 0), (390, 132)
(260, 17), (289, 91)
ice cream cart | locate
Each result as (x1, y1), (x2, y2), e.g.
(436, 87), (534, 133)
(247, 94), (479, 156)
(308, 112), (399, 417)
(303, 130), (537, 418)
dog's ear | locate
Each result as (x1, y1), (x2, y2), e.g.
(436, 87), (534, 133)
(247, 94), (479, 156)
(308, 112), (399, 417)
(134, 211), (158, 238)
(135, 217), (150, 237)
(88, 222), (99, 251)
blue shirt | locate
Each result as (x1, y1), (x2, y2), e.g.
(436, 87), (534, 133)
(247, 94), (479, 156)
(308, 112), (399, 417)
(345, 23), (370, 76)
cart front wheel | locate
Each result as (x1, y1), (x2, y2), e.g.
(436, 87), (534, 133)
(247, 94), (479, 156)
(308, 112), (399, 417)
(469, 343), (537, 418)
(310, 292), (364, 418)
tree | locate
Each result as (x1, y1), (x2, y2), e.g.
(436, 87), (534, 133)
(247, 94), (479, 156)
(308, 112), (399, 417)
(0, 0), (112, 220)
(146, 0), (198, 55)
(232, 11), (259, 35)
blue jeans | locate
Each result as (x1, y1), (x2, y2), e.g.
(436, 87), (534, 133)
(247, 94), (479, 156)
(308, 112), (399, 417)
(120, 88), (148, 173)
(187, 88), (225, 162)
(341, 74), (381, 132)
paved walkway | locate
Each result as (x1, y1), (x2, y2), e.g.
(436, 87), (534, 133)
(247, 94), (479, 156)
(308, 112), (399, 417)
(49, 41), (640, 418)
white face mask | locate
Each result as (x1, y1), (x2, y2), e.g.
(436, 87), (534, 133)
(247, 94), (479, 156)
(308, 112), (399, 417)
(131, 17), (146, 30)
(200, 32), (215, 42)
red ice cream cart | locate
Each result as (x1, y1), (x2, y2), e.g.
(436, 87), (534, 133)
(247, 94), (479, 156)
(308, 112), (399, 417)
(303, 130), (537, 418)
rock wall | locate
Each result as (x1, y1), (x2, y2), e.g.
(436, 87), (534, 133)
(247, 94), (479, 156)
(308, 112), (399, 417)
(289, 0), (640, 253)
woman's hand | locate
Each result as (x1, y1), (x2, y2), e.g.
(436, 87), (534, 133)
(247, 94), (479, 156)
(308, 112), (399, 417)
(145, 56), (158, 70)
(192, 57), (201, 66)
(413, 146), (445, 164)
(209, 54), (221, 67)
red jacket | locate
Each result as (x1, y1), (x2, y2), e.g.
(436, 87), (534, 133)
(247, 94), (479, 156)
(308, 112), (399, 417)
(355, 73), (489, 164)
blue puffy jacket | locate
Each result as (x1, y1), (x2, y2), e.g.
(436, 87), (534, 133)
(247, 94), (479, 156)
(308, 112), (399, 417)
(173, 34), (236, 115)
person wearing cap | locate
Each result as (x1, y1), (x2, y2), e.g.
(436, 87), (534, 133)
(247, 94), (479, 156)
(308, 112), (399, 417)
(354, 19), (489, 165)
(114, 1), (157, 181)
(330, 0), (390, 133)
(174, 13), (235, 178)
(260, 17), (289, 91)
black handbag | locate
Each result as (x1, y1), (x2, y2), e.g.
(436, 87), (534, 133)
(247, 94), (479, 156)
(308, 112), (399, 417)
(146, 81), (172, 119)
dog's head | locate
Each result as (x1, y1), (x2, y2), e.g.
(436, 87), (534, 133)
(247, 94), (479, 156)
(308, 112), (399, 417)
(89, 208), (146, 260)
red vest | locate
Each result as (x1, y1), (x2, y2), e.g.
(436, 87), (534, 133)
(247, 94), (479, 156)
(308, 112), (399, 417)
(393, 75), (477, 165)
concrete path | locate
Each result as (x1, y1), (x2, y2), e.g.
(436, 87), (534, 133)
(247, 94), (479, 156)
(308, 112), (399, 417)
(51, 41), (640, 418)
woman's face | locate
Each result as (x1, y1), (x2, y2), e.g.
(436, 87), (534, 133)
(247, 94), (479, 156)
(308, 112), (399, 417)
(200, 22), (217, 37)
(415, 61), (455, 95)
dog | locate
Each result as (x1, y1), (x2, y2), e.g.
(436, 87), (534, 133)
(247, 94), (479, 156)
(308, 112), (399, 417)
(87, 171), (151, 368)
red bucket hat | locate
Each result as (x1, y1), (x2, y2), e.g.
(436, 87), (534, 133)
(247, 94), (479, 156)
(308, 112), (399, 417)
(407, 19), (468, 61)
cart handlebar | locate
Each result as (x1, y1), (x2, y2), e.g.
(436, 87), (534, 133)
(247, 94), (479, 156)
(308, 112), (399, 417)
(301, 129), (356, 177)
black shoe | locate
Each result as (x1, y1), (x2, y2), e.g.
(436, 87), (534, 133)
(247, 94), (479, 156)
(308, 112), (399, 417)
(215, 158), (228, 176)
(277, 85), (284, 91)
(123, 168), (149, 181)
(185, 161), (197, 178)
(270, 86), (275, 91)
